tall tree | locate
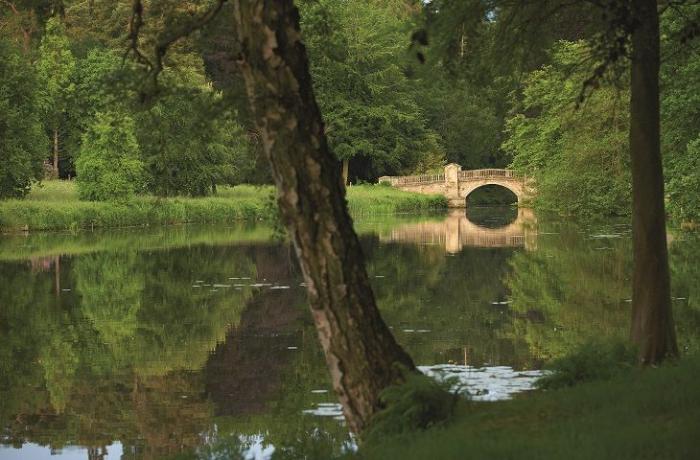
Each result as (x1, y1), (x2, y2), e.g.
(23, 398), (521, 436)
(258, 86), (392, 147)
(482, 0), (680, 364)
(504, 41), (632, 217)
(229, 0), (417, 434)
(37, 15), (75, 177)
(627, 0), (677, 363)
(75, 111), (144, 201)
(299, 0), (444, 182)
(0, 38), (46, 197)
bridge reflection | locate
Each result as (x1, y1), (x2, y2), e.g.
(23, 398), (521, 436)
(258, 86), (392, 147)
(380, 209), (537, 253)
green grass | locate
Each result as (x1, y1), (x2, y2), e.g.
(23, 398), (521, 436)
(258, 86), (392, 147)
(346, 184), (447, 215)
(26, 180), (80, 202)
(0, 181), (446, 232)
(359, 355), (700, 460)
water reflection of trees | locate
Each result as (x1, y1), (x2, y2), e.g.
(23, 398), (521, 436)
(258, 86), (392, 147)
(0, 245), (258, 457)
(506, 223), (632, 360)
(2, 226), (698, 457)
(4, 235), (533, 457)
(0, 242), (352, 459)
(506, 223), (700, 360)
(669, 233), (700, 354)
(74, 246), (256, 374)
(365, 237), (535, 368)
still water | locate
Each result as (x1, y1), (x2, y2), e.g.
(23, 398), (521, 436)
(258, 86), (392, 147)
(1, 209), (698, 459)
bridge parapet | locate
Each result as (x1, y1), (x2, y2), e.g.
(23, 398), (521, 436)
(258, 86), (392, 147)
(379, 173), (444, 186)
(458, 169), (521, 180)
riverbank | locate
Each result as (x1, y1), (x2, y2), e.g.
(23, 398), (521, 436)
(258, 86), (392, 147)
(0, 181), (447, 233)
(0, 214), (444, 261)
(360, 354), (700, 460)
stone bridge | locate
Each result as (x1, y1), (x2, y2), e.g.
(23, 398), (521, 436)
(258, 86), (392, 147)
(379, 163), (533, 208)
(380, 209), (537, 253)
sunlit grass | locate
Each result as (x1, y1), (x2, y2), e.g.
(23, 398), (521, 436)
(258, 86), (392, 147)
(215, 184), (275, 199)
(26, 179), (80, 202)
(346, 184), (447, 215)
(0, 181), (273, 232)
(0, 181), (447, 232)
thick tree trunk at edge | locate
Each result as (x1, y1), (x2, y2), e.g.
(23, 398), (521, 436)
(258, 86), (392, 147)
(629, 0), (678, 364)
(231, 0), (416, 434)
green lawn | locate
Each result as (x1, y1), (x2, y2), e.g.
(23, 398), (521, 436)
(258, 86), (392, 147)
(359, 355), (700, 460)
(346, 184), (448, 215)
(0, 181), (447, 232)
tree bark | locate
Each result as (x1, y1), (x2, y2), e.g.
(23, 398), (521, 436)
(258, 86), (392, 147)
(53, 128), (60, 177)
(231, 0), (416, 434)
(2, 1), (33, 53)
(342, 158), (349, 186)
(22, 28), (31, 53)
(629, 0), (678, 364)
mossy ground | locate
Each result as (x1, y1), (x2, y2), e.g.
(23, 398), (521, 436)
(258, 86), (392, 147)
(0, 181), (447, 232)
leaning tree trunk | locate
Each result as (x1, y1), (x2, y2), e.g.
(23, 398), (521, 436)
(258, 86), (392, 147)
(628, 0), (678, 364)
(231, 0), (416, 434)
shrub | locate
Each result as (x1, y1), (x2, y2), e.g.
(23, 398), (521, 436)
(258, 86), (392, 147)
(364, 371), (457, 442)
(136, 70), (248, 197)
(75, 112), (144, 201)
(536, 340), (637, 390)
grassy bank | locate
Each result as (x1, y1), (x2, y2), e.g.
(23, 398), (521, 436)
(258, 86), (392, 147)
(0, 181), (447, 233)
(360, 355), (700, 460)
(345, 184), (447, 215)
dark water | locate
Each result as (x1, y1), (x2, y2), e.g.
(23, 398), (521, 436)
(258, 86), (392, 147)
(0, 209), (698, 459)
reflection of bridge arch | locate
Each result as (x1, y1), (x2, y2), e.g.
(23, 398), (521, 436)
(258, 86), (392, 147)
(380, 209), (537, 253)
(379, 164), (535, 208)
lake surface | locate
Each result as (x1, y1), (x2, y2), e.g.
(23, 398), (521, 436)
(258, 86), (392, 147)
(1, 208), (698, 459)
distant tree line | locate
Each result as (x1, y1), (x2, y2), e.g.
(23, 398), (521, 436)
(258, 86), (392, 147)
(1, 0), (486, 200)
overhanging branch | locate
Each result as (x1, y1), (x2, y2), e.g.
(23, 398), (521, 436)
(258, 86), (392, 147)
(125, 0), (229, 100)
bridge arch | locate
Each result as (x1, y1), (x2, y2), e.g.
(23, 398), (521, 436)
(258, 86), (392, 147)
(461, 181), (524, 205)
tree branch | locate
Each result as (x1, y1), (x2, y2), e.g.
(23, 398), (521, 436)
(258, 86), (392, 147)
(125, 0), (229, 101)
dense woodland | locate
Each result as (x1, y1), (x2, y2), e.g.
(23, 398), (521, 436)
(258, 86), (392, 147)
(1, 0), (697, 220)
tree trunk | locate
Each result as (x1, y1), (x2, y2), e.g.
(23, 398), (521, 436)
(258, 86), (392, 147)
(342, 158), (349, 186)
(628, 0), (678, 364)
(53, 128), (60, 177)
(231, 0), (416, 434)
(22, 28), (31, 54)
